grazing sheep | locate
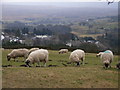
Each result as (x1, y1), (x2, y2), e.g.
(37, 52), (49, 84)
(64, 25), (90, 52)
(96, 50), (114, 68)
(25, 49), (49, 67)
(28, 48), (39, 54)
(7, 48), (29, 61)
(59, 49), (68, 54)
(116, 61), (120, 69)
(69, 49), (85, 66)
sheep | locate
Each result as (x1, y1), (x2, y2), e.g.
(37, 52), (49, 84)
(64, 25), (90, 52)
(69, 49), (85, 66)
(59, 49), (68, 54)
(7, 48), (29, 61)
(25, 49), (49, 67)
(116, 61), (120, 69)
(96, 52), (104, 57)
(96, 50), (114, 68)
(28, 48), (39, 54)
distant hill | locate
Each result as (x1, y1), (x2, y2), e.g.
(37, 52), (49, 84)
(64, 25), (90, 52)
(2, 2), (118, 22)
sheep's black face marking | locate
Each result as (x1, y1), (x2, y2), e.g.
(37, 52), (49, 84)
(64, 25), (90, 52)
(116, 63), (120, 69)
(76, 62), (80, 66)
(104, 63), (109, 68)
(25, 60), (30, 67)
(96, 54), (101, 57)
(7, 56), (10, 61)
(96, 55), (98, 57)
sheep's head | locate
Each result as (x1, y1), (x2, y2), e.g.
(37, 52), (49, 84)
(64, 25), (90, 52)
(25, 60), (31, 67)
(116, 61), (120, 69)
(76, 62), (80, 66)
(103, 60), (110, 68)
(7, 54), (11, 61)
(96, 52), (103, 57)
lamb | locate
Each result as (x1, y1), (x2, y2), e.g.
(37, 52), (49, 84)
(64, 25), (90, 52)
(28, 48), (39, 54)
(59, 49), (68, 54)
(69, 49), (85, 66)
(7, 48), (29, 61)
(96, 50), (114, 68)
(25, 49), (49, 67)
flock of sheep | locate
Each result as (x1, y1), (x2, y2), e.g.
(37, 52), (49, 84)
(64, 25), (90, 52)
(6, 48), (120, 69)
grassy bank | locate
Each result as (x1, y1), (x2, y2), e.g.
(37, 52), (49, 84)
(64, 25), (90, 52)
(2, 49), (119, 88)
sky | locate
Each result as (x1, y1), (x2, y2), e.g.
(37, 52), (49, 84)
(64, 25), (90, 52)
(2, 0), (119, 2)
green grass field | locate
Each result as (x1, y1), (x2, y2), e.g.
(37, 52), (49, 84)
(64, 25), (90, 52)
(2, 49), (119, 88)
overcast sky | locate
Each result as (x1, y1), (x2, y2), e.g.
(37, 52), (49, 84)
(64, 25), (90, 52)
(2, 0), (119, 2)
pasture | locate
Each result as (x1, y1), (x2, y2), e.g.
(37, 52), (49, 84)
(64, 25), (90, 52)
(2, 49), (119, 88)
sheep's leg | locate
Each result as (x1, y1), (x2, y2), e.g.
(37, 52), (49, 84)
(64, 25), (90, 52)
(109, 64), (111, 68)
(71, 62), (74, 66)
(43, 61), (47, 67)
(13, 58), (15, 62)
(33, 63), (36, 67)
(81, 57), (84, 65)
(43, 56), (48, 67)
(44, 63), (46, 67)
(36, 62), (41, 67)
(109, 60), (112, 68)
(15, 57), (19, 62)
(14, 58), (17, 62)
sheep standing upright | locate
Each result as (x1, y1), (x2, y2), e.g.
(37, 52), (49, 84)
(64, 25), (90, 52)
(69, 49), (85, 66)
(7, 48), (29, 61)
(25, 49), (49, 67)
(96, 50), (114, 68)
(59, 49), (68, 54)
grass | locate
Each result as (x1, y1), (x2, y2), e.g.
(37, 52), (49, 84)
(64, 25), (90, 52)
(71, 31), (103, 39)
(2, 49), (119, 88)
(70, 17), (118, 40)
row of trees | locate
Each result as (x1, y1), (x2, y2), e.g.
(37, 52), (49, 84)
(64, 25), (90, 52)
(3, 22), (72, 37)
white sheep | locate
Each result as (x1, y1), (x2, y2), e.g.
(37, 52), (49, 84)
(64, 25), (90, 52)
(69, 49), (85, 66)
(59, 49), (68, 54)
(96, 50), (114, 68)
(28, 48), (39, 54)
(7, 48), (29, 61)
(25, 49), (49, 67)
